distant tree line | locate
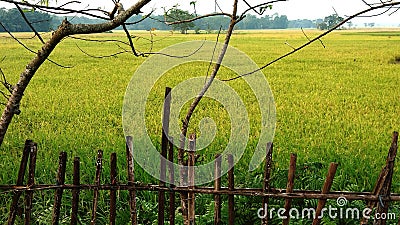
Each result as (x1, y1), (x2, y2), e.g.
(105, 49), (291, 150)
(0, 7), (52, 32)
(0, 7), (323, 33)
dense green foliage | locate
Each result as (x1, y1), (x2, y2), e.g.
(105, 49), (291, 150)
(165, 7), (195, 34)
(317, 14), (345, 30)
(0, 30), (399, 224)
(0, 7), (317, 33)
(0, 7), (52, 32)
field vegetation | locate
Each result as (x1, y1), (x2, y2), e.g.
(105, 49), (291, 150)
(0, 29), (399, 224)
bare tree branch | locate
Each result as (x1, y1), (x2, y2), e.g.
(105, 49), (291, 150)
(205, 26), (222, 84)
(69, 35), (130, 46)
(0, 68), (13, 94)
(14, 3), (45, 44)
(355, 5), (394, 17)
(1, 0), (111, 20)
(124, 10), (153, 25)
(239, 0), (287, 19)
(58, 1), (81, 8)
(301, 27), (325, 48)
(76, 39), (206, 59)
(0, 22), (71, 68)
(214, 0), (224, 13)
(76, 44), (128, 58)
(165, 12), (232, 25)
(0, 0), (152, 145)
(122, 24), (143, 57)
(222, 1), (400, 81)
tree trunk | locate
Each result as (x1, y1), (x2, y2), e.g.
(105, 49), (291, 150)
(0, 0), (151, 146)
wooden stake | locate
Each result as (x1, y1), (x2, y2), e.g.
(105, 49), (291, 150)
(261, 142), (273, 225)
(7, 140), (32, 225)
(51, 152), (67, 225)
(312, 162), (338, 225)
(90, 150), (103, 225)
(70, 157), (80, 225)
(228, 154), (235, 225)
(110, 153), (117, 225)
(282, 153), (297, 225)
(214, 154), (222, 225)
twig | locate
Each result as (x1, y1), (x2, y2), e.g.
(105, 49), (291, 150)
(14, 3), (45, 44)
(239, 0), (287, 19)
(0, 68), (14, 93)
(242, 0), (271, 15)
(124, 10), (153, 25)
(284, 41), (295, 50)
(76, 44), (128, 58)
(215, 0), (223, 13)
(69, 36), (130, 46)
(205, 26), (222, 84)
(58, 1), (81, 8)
(76, 40), (206, 59)
(122, 24), (143, 57)
(0, 22), (72, 68)
(2, 0), (110, 20)
(301, 27), (325, 48)
(222, 1), (400, 81)
(166, 13), (232, 25)
(356, 5), (393, 17)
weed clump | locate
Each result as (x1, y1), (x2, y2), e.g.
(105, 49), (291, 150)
(390, 55), (400, 64)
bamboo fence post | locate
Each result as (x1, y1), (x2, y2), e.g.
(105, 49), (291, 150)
(361, 131), (398, 225)
(312, 162), (338, 225)
(168, 137), (176, 225)
(188, 134), (196, 225)
(126, 136), (137, 225)
(24, 142), (38, 225)
(51, 151), (67, 225)
(90, 150), (103, 225)
(70, 157), (80, 225)
(110, 153), (117, 225)
(261, 142), (273, 225)
(373, 131), (398, 225)
(159, 87), (172, 225)
(214, 154), (222, 225)
(228, 154), (235, 225)
(282, 153), (297, 225)
(7, 140), (32, 225)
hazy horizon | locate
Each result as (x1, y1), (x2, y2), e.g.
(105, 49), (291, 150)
(1, 0), (399, 27)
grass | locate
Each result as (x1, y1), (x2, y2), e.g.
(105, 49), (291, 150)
(0, 29), (400, 224)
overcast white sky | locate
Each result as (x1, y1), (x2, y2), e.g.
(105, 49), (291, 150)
(1, 0), (399, 27)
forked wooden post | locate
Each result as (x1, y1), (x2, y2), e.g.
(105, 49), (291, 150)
(159, 87), (172, 225)
(282, 153), (297, 225)
(373, 131), (398, 225)
(70, 157), (80, 225)
(228, 154), (235, 225)
(126, 136), (137, 225)
(188, 134), (196, 225)
(90, 150), (103, 225)
(361, 131), (399, 225)
(261, 142), (273, 225)
(214, 154), (222, 225)
(51, 151), (67, 225)
(24, 142), (38, 225)
(7, 140), (32, 225)
(168, 137), (176, 225)
(110, 153), (118, 225)
(312, 162), (338, 225)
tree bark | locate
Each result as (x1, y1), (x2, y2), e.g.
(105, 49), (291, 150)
(0, 0), (151, 146)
